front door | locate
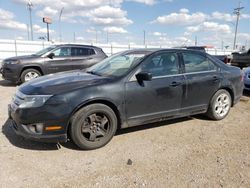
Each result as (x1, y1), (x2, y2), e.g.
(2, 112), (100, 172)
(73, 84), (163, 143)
(45, 47), (72, 74)
(125, 51), (185, 126)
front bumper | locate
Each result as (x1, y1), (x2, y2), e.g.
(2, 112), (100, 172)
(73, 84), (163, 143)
(8, 103), (69, 143)
(1, 64), (22, 82)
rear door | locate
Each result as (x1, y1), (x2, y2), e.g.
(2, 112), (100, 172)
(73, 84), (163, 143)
(45, 46), (72, 73)
(180, 52), (222, 113)
(71, 47), (98, 70)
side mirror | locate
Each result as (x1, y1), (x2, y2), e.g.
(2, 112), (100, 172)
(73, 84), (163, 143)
(136, 72), (152, 85)
(47, 53), (55, 59)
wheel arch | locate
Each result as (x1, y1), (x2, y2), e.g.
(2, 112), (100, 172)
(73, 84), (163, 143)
(217, 87), (235, 107)
(20, 66), (44, 77)
(67, 99), (122, 136)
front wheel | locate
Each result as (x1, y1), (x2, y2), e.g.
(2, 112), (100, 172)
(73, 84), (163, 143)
(20, 68), (41, 83)
(206, 89), (232, 120)
(70, 104), (118, 150)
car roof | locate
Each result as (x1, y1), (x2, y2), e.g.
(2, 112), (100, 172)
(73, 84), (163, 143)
(121, 48), (206, 55)
(54, 44), (102, 49)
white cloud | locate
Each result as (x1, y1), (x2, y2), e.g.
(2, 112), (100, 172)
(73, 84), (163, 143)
(187, 22), (231, 34)
(0, 8), (27, 31)
(211, 12), (235, 22)
(88, 5), (133, 26)
(152, 9), (207, 25)
(37, 6), (58, 18)
(241, 14), (250, 19)
(33, 24), (55, 34)
(90, 6), (126, 18)
(152, 32), (166, 36)
(126, 0), (156, 5)
(103, 26), (128, 33)
(211, 11), (250, 22)
(179, 8), (189, 14)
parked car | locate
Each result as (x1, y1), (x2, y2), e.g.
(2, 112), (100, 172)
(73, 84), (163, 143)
(231, 49), (250, 69)
(0, 44), (107, 83)
(243, 67), (250, 91)
(8, 49), (243, 150)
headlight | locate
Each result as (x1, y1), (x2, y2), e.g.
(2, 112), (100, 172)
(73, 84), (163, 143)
(19, 95), (52, 108)
(5, 60), (20, 65)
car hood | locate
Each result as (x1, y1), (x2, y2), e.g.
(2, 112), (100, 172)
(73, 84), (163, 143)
(19, 70), (111, 95)
(4, 55), (39, 62)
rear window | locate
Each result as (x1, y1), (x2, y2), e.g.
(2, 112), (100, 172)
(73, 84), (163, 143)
(71, 47), (95, 56)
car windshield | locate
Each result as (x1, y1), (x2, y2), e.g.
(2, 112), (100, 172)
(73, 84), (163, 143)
(87, 52), (148, 77)
(34, 46), (57, 56)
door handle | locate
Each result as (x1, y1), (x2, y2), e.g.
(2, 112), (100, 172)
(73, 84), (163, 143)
(213, 76), (220, 82)
(170, 81), (182, 87)
(86, 57), (93, 60)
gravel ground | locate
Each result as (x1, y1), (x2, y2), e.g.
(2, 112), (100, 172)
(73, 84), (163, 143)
(0, 78), (250, 188)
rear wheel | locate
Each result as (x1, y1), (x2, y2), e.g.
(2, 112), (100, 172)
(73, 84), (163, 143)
(206, 89), (232, 120)
(20, 68), (41, 83)
(70, 104), (117, 150)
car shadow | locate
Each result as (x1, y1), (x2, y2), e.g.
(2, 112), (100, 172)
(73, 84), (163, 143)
(2, 119), (59, 151)
(243, 90), (250, 97)
(0, 80), (17, 87)
(2, 116), (196, 151)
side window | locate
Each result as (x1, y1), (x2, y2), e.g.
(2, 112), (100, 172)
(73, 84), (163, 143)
(71, 47), (95, 56)
(183, 53), (217, 73)
(142, 52), (179, 77)
(53, 47), (71, 57)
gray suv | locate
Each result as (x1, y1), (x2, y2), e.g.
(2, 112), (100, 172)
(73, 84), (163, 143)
(0, 44), (107, 83)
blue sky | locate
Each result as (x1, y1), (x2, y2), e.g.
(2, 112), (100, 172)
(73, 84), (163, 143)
(0, 0), (250, 49)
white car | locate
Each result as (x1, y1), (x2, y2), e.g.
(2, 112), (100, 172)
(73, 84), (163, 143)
(243, 67), (250, 90)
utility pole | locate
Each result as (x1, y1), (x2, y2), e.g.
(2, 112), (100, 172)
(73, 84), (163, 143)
(143, 30), (146, 46)
(107, 31), (109, 44)
(233, 2), (244, 50)
(195, 36), (197, 46)
(27, 1), (33, 41)
(26, 24), (30, 40)
(59, 7), (64, 42)
(95, 30), (98, 44)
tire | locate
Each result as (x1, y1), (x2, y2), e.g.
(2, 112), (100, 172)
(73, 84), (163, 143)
(206, 89), (232, 120)
(20, 68), (41, 83)
(70, 104), (118, 150)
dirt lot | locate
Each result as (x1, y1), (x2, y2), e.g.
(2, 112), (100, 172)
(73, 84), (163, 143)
(0, 78), (250, 188)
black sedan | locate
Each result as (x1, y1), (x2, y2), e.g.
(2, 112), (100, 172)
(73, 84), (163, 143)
(8, 49), (244, 149)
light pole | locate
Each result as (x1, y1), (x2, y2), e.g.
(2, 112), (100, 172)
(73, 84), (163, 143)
(59, 7), (64, 42)
(143, 30), (146, 46)
(27, 0), (33, 41)
(233, 2), (244, 50)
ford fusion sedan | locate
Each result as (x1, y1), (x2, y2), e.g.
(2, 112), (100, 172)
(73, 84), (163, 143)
(8, 49), (243, 150)
(0, 44), (107, 83)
